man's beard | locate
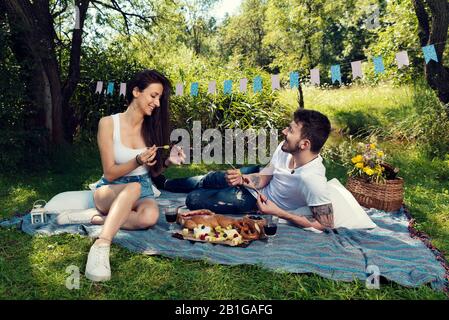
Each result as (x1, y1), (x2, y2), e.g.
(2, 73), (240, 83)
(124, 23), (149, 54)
(281, 139), (300, 154)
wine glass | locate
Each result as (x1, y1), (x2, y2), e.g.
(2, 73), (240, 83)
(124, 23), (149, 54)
(164, 206), (178, 232)
(263, 215), (279, 247)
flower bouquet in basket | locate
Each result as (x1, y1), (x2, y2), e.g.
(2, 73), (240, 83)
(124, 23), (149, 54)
(345, 138), (404, 212)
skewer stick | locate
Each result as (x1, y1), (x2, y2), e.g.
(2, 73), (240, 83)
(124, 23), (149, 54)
(226, 160), (266, 203)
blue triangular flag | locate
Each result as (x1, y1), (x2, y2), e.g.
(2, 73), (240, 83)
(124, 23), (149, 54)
(224, 80), (232, 95)
(190, 82), (199, 97)
(253, 76), (262, 93)
(107, 82), (114, 95)
(290, 72), (299, 88)
(422, 44), (438, 63)
(331, 65), (341, 84)
(373, 56), (385, 74)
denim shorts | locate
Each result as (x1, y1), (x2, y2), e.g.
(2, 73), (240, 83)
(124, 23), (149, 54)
(95, 174), (154, 200)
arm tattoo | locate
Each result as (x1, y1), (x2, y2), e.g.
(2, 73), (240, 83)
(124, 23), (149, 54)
(310, 203), (334, 229)
(249, 175), (261, 188)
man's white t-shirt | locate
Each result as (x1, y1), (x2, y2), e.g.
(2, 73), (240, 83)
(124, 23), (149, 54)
(248, 142), (331, 213)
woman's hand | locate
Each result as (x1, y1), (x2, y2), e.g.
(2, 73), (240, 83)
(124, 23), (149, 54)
(168, 145), (186, 166)
(138, 145), (157, 167)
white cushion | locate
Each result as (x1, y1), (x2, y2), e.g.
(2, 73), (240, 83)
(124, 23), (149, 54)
(45, 191), (95, 212)
(290, 178), (377, 229)
(328, 178), (376, 229)
(45, 181), (162, 212)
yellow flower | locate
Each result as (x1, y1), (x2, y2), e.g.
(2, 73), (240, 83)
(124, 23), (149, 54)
(363, 167), (375, 176)
(355, 162), (364, 169)
(351, 155), (364, 164)
(370, 143), (376, 149)
(376, 151), (384, 158)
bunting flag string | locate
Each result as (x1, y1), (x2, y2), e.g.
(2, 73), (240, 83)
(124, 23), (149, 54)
(373, 56), (385, 74)
(93, 42), (444, 96)
(396, 51), (410, 69)
(239, 78), (248, 93)
(253, 76), (262, 93)
(119, 83), (127, 97)
(223, 80), (233, 95)
(106, 82), (114, 95)
(422, 44), (438, 63)
(271, 74), (280, 90)
(351, 60), (363, 79)
(208, 81), (216, 95)
(310, 68), (320, 86)
(95, 81), (103, 94)
(190, 82), (199, 97)
(289, 71), (299, 88)
(331, 65), (341, 84)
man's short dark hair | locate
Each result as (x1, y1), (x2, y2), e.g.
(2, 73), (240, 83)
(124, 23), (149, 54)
(293, 109), (331, 153)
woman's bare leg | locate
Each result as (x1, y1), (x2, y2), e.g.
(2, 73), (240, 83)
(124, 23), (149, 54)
(92, 184), (159, 243)
(93, 182), (140, 244)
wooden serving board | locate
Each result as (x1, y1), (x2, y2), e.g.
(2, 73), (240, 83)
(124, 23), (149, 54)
(172, 232), (252, 247)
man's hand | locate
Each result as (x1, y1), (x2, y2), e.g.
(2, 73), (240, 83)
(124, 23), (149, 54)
(225, 169), (244, 186)
(256, 194), (280, 215)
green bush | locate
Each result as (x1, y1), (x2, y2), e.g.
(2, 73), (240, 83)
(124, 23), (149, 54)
(170, 90), (290, 132)
(385, 82), (449, 159)
(333, 110), (382, 137)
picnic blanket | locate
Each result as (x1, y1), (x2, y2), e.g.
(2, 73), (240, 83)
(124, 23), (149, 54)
(1, 191), (448, 292)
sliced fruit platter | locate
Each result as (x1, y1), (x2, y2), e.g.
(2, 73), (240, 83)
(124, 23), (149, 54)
(172, 208), (267, 247)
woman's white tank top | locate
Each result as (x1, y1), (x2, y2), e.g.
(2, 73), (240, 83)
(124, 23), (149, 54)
(112, 113), (148, 176)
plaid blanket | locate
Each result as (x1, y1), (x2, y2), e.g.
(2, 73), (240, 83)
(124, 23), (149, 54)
(2, 191), (447, 291)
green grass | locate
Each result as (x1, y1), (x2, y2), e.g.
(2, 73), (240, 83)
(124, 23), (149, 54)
(1, 84), (448, 300)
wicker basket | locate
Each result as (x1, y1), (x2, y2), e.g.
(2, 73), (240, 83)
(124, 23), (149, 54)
(346, 176), (404, 212)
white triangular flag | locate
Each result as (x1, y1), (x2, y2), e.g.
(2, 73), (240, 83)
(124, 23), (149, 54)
(95, 81), (103, 94)
(175, 83), (183, 96)
(396, 51), (410, 69)
(119, 83), (126, 96)
(208, 81), (216, 94)
(239, 78), (248, 93)
(75, 5), (81, 30)
(310, 68), (320, 86)
(351, 60), (363, 79)
(271, 74), (280, 90)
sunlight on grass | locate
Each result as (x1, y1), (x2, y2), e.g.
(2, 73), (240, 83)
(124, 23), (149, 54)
(1, 84), (448, 300)
(1, 186), (38, 217)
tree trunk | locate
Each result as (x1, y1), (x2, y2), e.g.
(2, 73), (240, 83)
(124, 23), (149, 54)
(3, 0), (90, 145)
(297, 82), (304, 109)
(412, 0), (449, 105)
(3, 0), (63, 144)
(62, 0), (89, 143)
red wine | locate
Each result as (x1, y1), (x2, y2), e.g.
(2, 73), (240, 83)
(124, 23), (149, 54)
(264, 224), (277, 236)
(165, 213), (177, 223)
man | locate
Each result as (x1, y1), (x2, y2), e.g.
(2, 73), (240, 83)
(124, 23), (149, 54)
(158, 108), (334, 231)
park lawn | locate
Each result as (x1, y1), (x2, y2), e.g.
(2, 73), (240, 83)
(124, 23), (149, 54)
(0, 140), (448, 300)
(1, 85), (448, 300)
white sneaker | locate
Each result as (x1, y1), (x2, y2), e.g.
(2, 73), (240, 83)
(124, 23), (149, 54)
(56, 208), (100, 225)
(85, 243), (111, 282)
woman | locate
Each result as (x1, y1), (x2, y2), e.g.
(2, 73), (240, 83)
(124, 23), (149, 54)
(59, 69), (185, 282)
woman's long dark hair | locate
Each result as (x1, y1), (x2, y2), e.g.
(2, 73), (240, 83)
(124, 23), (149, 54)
(126, 69), (171, 175)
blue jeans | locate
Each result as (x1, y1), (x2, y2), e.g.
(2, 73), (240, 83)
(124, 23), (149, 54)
(164, 166), (261, 214)
(95, 174), (154, 200)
